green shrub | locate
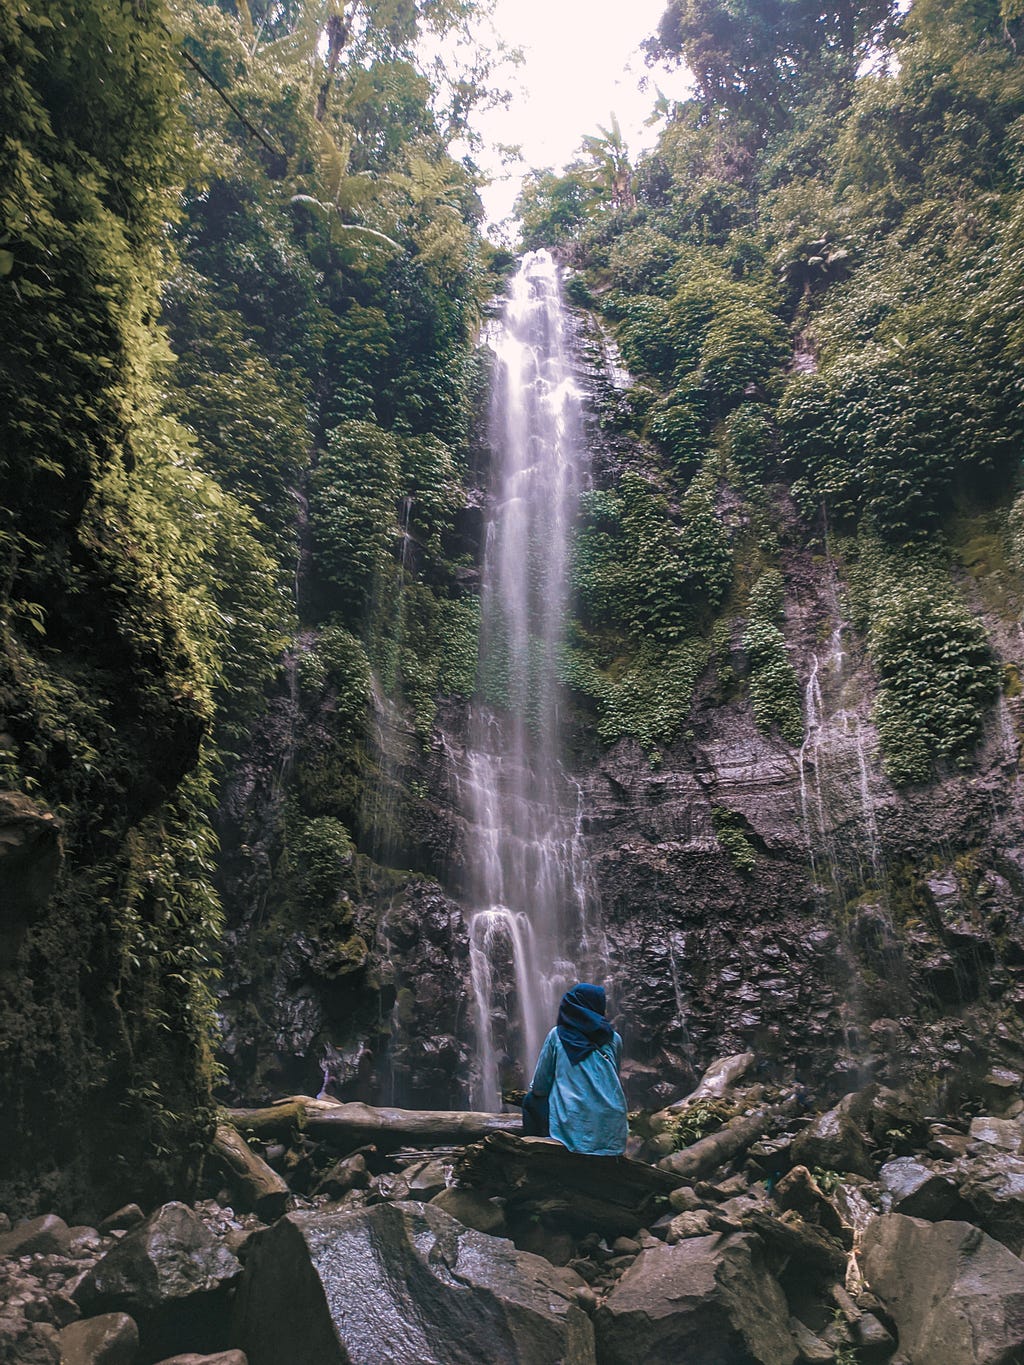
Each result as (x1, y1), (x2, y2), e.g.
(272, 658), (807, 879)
(869, 584), (1001, 785)
(311, 420), (402, 616)
(742, 569), (803, 744)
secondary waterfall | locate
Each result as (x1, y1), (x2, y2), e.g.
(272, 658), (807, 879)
(457, 250), (605, 1109)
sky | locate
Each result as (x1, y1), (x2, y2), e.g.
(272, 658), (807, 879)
(439, 0), (693, 234)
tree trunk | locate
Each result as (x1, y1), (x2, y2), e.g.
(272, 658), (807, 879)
(657, 1095), (800, 1180)
(211, 1123), (290, 1220)
(305, 1103), (523, 1148)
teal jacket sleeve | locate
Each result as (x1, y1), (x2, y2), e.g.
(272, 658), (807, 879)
(530, 1029), (557, 1097)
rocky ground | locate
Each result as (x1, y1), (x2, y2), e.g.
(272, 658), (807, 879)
(4, 1056), (1024, 1364)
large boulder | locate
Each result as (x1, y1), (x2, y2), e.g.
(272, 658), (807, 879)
(862, 1214), (1024, 1364)
(73, 1203), (241, 1361)
(879, 1157), (959, 1220)
(231, 1202), (594, 1365)
(0, 1215), (71, 1258)
(593, 1231), (798, 1365)
(790, 1101), (875, 1178)
(58, 1313), (138, 1365)
(957, 1154), (1024, 1254)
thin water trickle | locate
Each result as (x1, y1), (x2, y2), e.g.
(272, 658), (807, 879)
(460, 250), (607, 1109)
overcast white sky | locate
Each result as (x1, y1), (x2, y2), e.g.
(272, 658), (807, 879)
(438, 0), (693, 234)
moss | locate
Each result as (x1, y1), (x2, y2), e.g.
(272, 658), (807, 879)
(711, 805), (758, 874)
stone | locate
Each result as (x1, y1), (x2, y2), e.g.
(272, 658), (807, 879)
(315, 1154), (370, 1199)
(929, 1124), (971, 1160)
(879, 1157), (959, 1220)
(0, 1216), (71, 1259)
(969, 1117), (1023, 1155)
(957, 1154), (1024, 1254)
(232, 1203), (594, 1365)
(665, 1209), (716, 1243)
(58, 1313), (139, 1365)
(73, 1202), (241, 1361)
(594, 1232), (798, 1365)
(667, 1186), (702, 1214)
(428, 1188), (506, 1237)
(610, 1236), (640, 1256)
(788, 1316), (833, 1362)
(863, 1214), (1024, 1364)
(742, 1209), (847, 1286)
(151, 1354), (248, 1364)
(853, 1311), (897, 1362)
(773, 1165), (847, 1237)
(790, 1104), (875, 1179)
(405, 1159), (449, 1201)
(0, 1315), (60, 1364)
(980, 1070), (1024, 1117)
(861, 1086), (927, 1154)
(98, 1207), (145, 1236)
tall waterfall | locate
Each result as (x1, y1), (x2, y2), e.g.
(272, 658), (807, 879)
(457, 250), (605, 1109)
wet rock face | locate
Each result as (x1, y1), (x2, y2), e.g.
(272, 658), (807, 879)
(232, 1203), (595, 1365)
(862, 1214), (1024, 1365)
(74, 1203), (241, 1362)
(594, 1231), (798, 1365)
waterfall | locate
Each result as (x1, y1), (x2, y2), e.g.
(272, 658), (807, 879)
(459, 250), (606, 1109)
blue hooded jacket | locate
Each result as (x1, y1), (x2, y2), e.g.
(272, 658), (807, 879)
(529, 984), (628, 1156)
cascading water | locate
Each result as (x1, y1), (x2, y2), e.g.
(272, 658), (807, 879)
(456, 250), (606, 1109)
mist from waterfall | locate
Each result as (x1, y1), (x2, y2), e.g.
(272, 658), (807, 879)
(456, 250), (606, 1109)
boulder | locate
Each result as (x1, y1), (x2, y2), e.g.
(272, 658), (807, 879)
(957, 1154), (1024, 1254)
(232, 1202), (595, 1365)
(73, 1203), (241, 1361)
(0, 1216), (71, 1258)
(863, 1214), (1024, 1364)
(773, 1165), (847, 1237)
(428, 1188), (507, 1237)
(790, 1102), (875, 1179)
(788, 1316), (833, 1362)
(593, 1232), (798, 1365)
(98, 1207), (145, 1236)
(314, 1153), (370, 1200)
(969, 1117), (1023, 1155)
(879, 1157), (959, 1220)
(58, 1313), (138, 1365)
(665, 1209), (716, 1243)
(0, 1316), (60, 1364)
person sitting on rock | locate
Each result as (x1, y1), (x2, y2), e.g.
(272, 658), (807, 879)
(522, 983), (628, 1155)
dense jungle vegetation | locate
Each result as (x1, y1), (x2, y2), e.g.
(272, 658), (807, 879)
(2, 0), (1023, 1207)
(522, 0), (1024, 779)
(0, 0), (508, 1207)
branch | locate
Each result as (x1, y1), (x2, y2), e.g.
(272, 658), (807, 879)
(180, 47), (287, 163)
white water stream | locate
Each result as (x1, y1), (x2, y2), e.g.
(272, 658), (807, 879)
(457, 251), (606, 1109)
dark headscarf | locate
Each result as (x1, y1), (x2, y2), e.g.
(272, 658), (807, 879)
(557, 983), (613, 1066)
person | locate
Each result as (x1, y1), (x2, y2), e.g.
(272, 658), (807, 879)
(523, 982), (628, 1156)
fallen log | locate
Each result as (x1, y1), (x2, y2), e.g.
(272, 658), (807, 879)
(657, 1093), (800, 1180)
(219, 1101), (307, 1140)
(211, 1123), (290, 1220)
(304, 1102), (523, 1149)
(650, 1051), (757, 1133)
(456, 1131), (686, 1236)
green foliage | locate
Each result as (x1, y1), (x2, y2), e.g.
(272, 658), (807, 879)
(724, 403), (775, 484)
(605, 226), (680, 295)
(563, 636), (711, 749)
(711, 805), (757, 873)
(285, 812), (355, 916)
(742, 569), (803, 744)
(870, 581), (1001, 785)
(311, 420), (402, 616)
(664, 1097), (737, 1148)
